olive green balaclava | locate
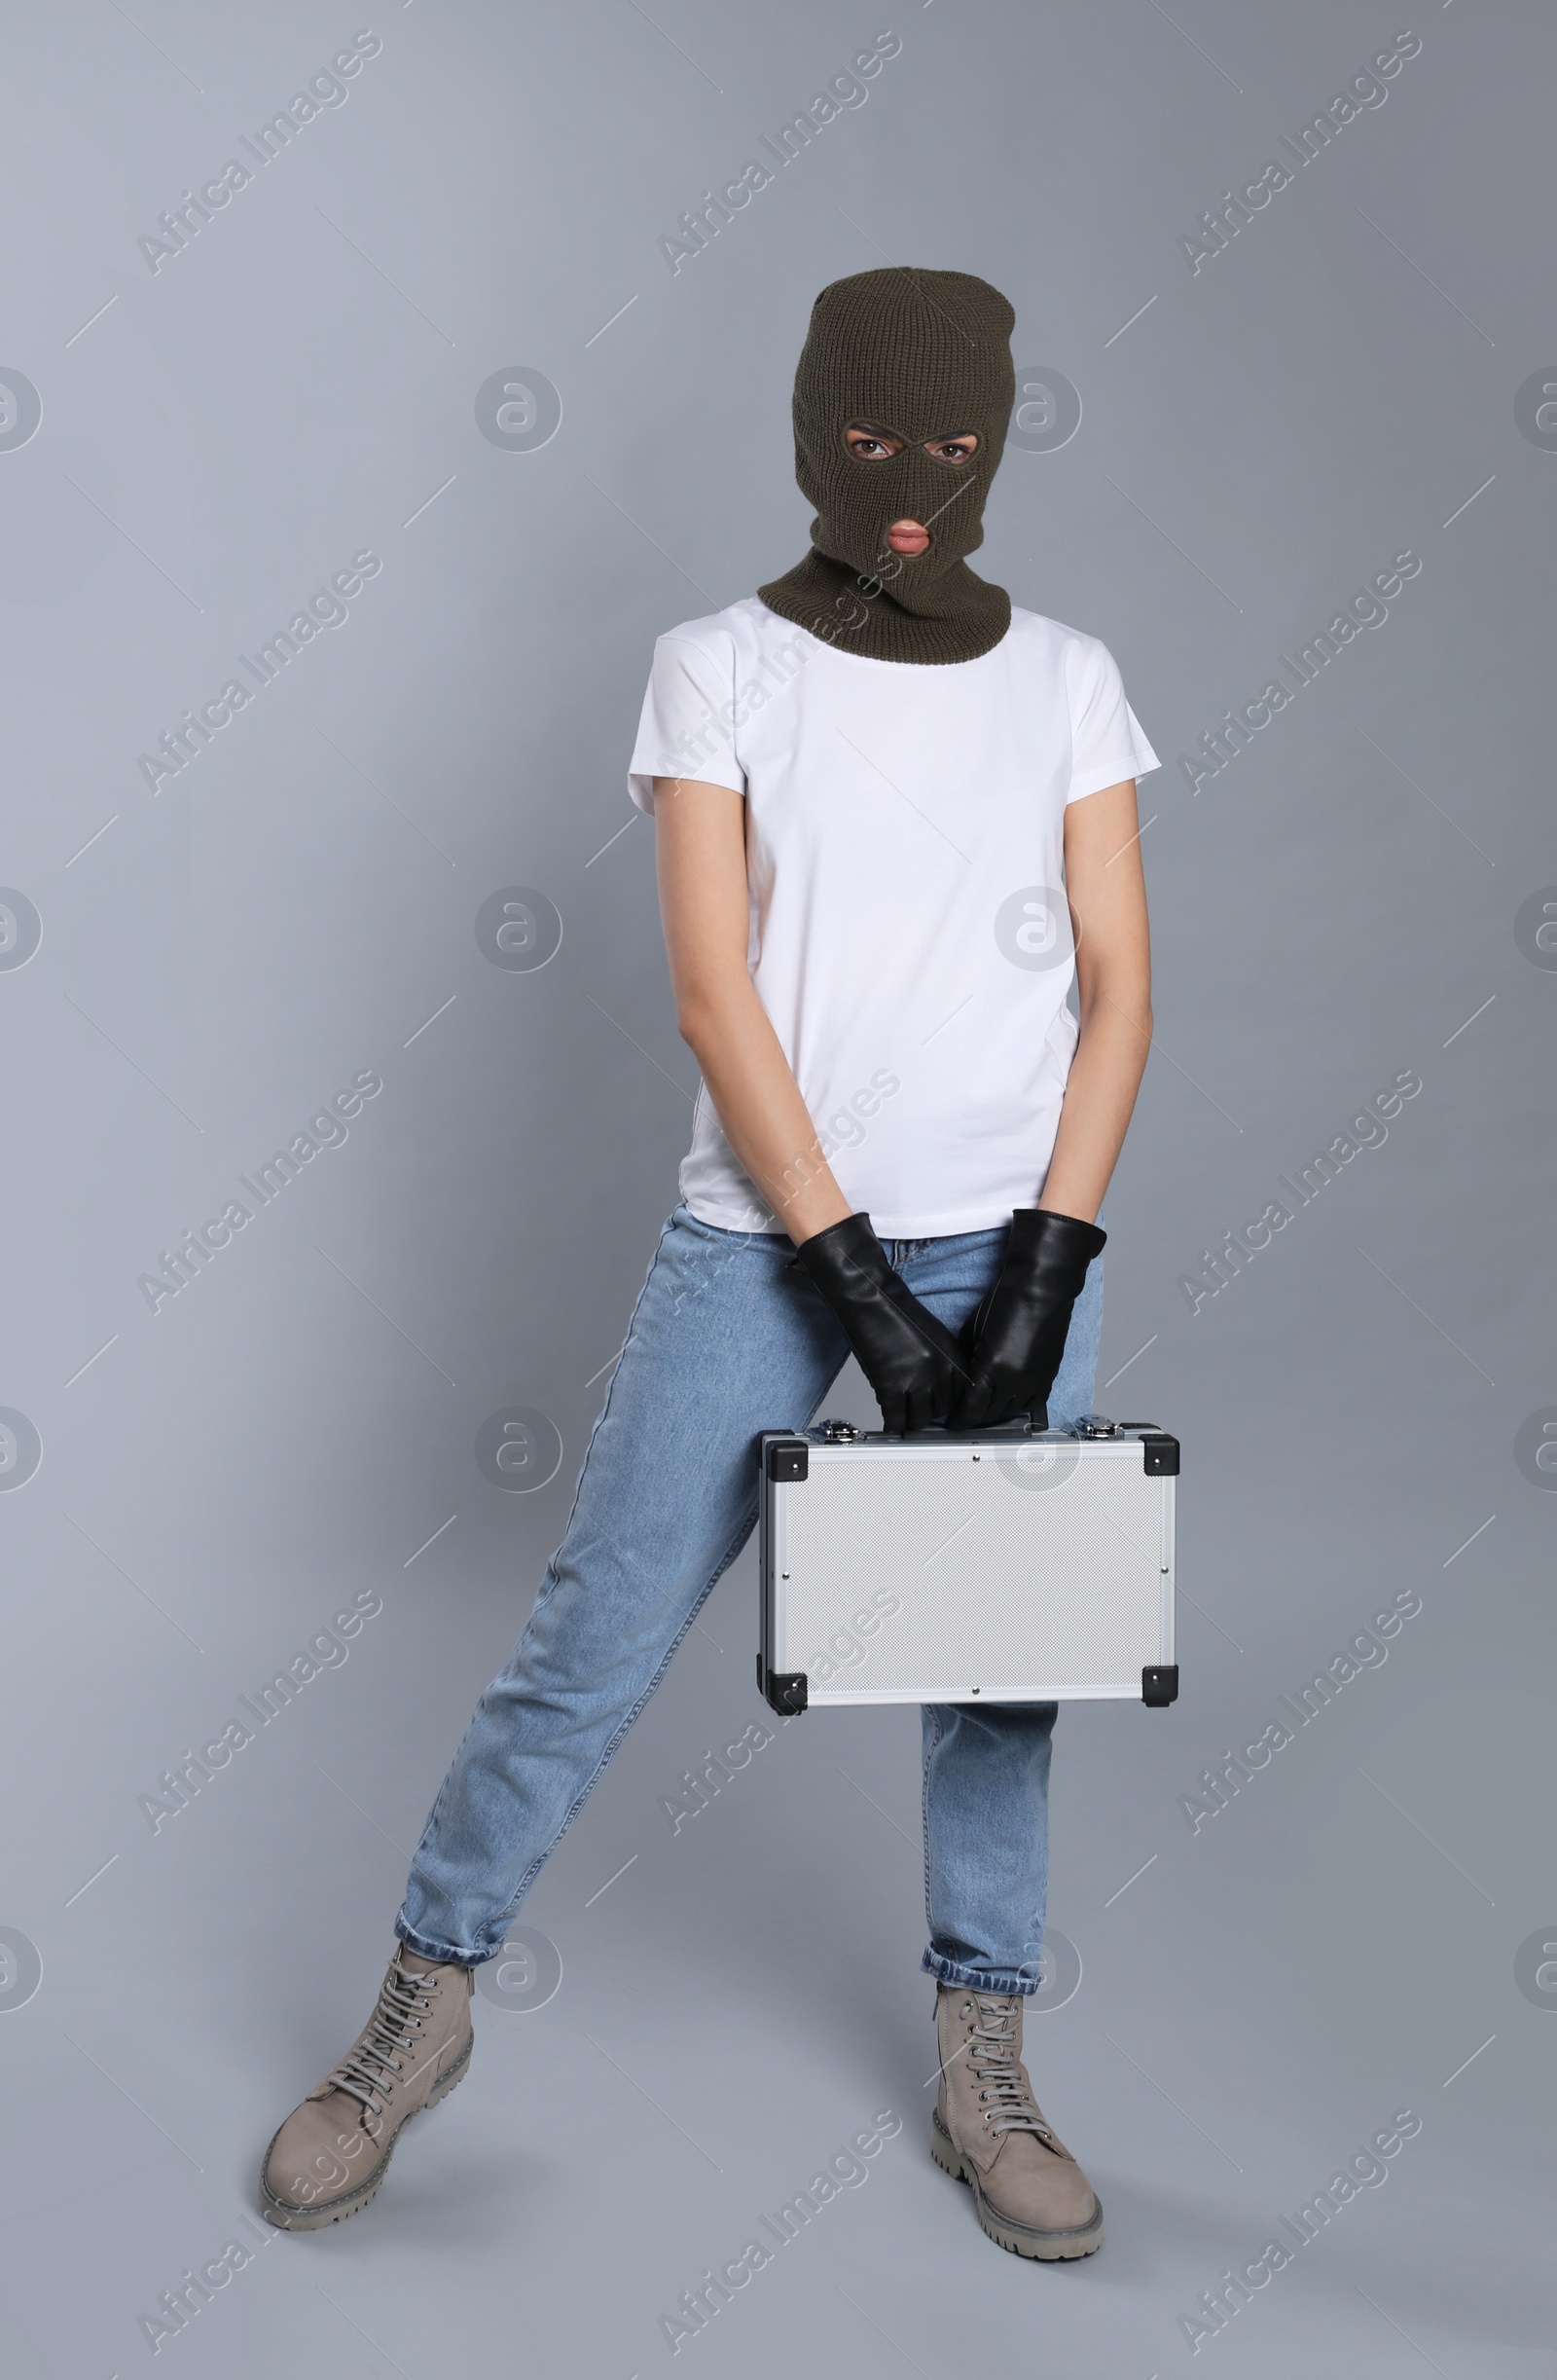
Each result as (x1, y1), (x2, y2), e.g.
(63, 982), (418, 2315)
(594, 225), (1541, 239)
(757, 267), (1017, 667)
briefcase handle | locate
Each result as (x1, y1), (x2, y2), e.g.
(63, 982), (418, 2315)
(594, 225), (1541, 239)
(871, 1409), (1048, 1441)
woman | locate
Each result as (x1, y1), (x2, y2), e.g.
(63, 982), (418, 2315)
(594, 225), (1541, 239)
(261, 268), (1158, 2263)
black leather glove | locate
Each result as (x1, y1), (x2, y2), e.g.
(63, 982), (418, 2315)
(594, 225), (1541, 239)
(793, 1213), (968, 1434)
(948, 1208), (1106, 1431)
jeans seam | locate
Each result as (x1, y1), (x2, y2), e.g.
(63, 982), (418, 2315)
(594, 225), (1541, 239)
(922, 1704), (943, 1947)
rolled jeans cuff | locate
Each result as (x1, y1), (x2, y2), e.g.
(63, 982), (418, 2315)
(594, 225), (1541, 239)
(922, 1948), (1047, 1997)
(394, 1916), (484, 1969)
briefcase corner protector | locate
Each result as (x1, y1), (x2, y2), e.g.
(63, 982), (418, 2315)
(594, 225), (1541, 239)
(756, 1654), (809, 1715)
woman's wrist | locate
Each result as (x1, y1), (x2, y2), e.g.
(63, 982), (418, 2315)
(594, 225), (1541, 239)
(783, 1179), (854, 1246)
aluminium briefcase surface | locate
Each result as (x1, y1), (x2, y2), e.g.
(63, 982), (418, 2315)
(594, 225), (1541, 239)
(757, 1414), (1179, 1714)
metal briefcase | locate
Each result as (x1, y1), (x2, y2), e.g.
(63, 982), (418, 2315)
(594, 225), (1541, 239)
(757, 1413), (1179, 1715)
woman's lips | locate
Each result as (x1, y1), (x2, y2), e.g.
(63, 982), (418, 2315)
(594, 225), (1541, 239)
(886, 520), (930, 557)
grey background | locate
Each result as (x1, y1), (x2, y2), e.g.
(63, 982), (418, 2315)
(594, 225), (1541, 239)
(1, 2), (1551, 2372)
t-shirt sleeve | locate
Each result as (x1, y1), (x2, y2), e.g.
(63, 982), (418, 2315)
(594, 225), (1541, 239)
(1065, 635), (1161, 804)
(627, 627), (745, 814)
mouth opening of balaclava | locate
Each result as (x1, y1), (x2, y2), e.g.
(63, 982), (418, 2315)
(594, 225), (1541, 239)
(757, 267), (1017, 667)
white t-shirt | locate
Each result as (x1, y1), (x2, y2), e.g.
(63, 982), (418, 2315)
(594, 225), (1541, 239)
(628, 596), (1159, 1237)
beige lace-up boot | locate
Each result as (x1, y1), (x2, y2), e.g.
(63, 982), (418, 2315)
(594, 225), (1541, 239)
(260, 1944), (474, 2229)
(930, 1984), (1103, 2258)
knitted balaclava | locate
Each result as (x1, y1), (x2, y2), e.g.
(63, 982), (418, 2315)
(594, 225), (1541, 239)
(757, 267), (1016, 666)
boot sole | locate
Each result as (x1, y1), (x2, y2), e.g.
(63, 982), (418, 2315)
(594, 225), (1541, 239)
(930, 2106), (1103, 2260)
(259, 2032), (473, 2232)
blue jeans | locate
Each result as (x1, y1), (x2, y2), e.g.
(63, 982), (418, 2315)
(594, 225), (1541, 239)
(397, 1204), (1103, 1995)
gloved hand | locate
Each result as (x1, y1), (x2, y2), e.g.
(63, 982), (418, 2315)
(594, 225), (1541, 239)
(949, 1208), (1106, 1431)
(793, 1213), (968, 1434)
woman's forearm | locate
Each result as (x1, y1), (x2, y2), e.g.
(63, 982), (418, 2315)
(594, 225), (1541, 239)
(654, 775), (851, 1244)
(1037, 776), (1154, 1225)
(1036, 986), (1151, 1225)
(678, 982), (852, 1243)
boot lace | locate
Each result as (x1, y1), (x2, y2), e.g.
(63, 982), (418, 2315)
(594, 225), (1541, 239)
(325, 1959), (441, 2129)
(958, 1994), (1054, 2143)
